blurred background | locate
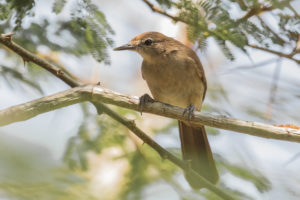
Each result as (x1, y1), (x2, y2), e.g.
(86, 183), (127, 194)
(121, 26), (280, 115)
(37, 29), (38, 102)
(0, 0), (300, 199)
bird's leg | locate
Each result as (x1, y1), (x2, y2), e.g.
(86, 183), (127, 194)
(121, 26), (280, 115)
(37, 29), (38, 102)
(139, 93), (154, 115)
(183, 104), (195, 120)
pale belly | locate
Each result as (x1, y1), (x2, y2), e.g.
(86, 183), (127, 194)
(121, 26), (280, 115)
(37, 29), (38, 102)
(141, 61), (205, 110)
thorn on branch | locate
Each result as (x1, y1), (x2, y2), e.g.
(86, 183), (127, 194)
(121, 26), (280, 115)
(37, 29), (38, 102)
(128, 119), (136, 128)
(1, 32), (14, 41)
(160, 153), (168, 160)
(56, 69), (64, 76)
(95, 105), (104, 115)
(22, 57), (29, 67)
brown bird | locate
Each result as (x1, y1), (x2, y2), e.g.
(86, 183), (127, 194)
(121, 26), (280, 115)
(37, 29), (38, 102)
(114, 32), (218, 189)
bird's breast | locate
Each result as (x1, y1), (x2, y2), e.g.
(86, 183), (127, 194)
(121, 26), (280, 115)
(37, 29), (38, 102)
(141, 59), (204, 109)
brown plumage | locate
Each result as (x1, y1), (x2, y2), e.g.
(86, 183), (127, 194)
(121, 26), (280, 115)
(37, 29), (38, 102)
(114, 32), (219, 189)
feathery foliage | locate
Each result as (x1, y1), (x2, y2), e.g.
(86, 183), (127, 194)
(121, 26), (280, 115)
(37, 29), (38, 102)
(154, 0), (300, 60)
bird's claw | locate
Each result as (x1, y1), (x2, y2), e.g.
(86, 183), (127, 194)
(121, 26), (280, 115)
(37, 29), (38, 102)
(139, 93), (154, 115)
(183, 104), (195, 120)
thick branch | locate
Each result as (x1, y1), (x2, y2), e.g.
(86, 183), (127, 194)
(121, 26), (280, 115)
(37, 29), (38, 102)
(0, 34), (234, 199)
(0, 87), (89, 125)
(1, 85), (299, 143)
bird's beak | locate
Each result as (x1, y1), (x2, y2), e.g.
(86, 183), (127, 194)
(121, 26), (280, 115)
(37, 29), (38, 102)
(114, 43), (136, 51)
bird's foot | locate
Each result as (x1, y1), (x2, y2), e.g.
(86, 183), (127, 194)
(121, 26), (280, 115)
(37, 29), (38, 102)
(139, 93), (154, 115)
(183, 104), (195, 120)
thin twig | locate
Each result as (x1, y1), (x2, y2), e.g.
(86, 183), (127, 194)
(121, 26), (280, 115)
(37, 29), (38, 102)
(248, 44), (300, 64)
(265, 59), (282, 120)
(0, 35), (79, 87)
(257, 16), (287, 44)
(238, 6), (273, 22)
(142, 0), (183, 22)
(37, 52), (85, 83)
(221, 58), (277, 74)
(288, 3), (300, 18)
(284, 151), (300, 166)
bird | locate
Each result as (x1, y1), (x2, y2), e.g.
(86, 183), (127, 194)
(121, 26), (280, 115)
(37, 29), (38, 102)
(114, 32), (218, 189)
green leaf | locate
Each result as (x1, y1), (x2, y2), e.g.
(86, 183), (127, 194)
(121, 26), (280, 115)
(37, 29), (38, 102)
(155, 0), (173, 8)
(216, 40), (235, 60)
(0, 4), (9, 20)
(7, 0), (36, 30)
(52, 0), (66, 14)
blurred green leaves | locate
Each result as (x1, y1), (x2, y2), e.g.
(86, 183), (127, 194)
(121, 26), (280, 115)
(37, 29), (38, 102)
(68, 0), (114, 64)
(0, 4), (9, 20)
(156, 0), (300, 60)
(63, 104), (179, 199)
(0, 0), (114, 64)
(63, 108), (128, 171)
(0, 0), (114, 94)
(0, 0), (35, 30)
(0, 65), (43, 93)
(155, 0), (173, 8)
(52, 0), (66, 14)
(217, 156), (271, 193)
(0, 133), (99, 200)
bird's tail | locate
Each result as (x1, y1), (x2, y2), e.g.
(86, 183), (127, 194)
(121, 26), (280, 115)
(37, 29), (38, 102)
(178, 121), (219, 189)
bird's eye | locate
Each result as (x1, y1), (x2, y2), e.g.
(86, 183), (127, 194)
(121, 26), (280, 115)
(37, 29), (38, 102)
(144, 39), (153, 46)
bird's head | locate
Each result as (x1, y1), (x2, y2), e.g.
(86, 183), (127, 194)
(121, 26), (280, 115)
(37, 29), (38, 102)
(114, 32), (171, 60)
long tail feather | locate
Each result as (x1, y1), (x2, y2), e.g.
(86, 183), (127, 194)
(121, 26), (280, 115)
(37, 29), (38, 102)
(178, 121), (219, 189)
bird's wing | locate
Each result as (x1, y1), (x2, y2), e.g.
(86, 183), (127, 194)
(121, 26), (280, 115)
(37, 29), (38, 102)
(185, 48), (207, 100)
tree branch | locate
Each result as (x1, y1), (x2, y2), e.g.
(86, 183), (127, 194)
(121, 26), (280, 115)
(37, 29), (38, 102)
(141, 0), (183, 22)
(1, 85), (299, 143)
(0, 33), (234, 200)
(0, 33), (79, 87)
(238, 6), (273, 22)
(248, 44), (300, 64)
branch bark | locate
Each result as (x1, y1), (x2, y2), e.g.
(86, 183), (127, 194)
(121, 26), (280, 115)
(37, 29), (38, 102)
(1, 85), (299, 143)
(0, 34), (235, 200)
